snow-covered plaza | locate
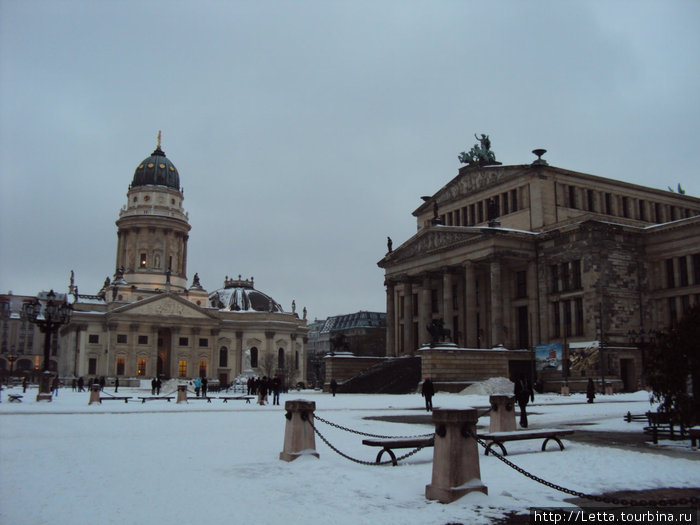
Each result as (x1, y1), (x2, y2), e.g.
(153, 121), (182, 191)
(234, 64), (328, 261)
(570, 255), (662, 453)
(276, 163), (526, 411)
(1, 384), (698, 525)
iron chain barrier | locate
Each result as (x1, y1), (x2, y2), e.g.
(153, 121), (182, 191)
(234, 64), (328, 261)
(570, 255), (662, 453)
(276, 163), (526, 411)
(465, 428), (699, 508)
(307, 414), (428, 466)
(305, 414), (699, 506)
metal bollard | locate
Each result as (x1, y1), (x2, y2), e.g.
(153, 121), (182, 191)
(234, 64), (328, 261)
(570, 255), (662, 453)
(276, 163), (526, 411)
(425, 409), (487, 503)
(279, 399), (319, 462)
(88, 384), (101, 405)
(176, 384), (188, 403)
(489, 395), (516, 433)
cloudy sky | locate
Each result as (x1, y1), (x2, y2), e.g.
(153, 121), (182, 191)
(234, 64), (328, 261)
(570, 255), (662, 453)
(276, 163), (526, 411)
(1, 1), (698, 320)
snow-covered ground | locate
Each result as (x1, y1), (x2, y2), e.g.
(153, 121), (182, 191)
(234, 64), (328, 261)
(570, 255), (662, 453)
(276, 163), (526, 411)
(1, 384), (698, 525)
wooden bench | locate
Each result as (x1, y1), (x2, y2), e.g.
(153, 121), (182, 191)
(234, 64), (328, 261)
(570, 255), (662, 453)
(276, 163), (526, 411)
(138, 396), (174, 404)
(624, 411), (647, 423)
(690, 427), (700, 449)
(478, 428), (575, 456)
(8, 394), (23, 403)
(361, 436), (435, 466)
(100, 396), (132, 403)
(220, 396), (254, 404)
(645, 411), (687, 444)
(187, 396), (213, 403)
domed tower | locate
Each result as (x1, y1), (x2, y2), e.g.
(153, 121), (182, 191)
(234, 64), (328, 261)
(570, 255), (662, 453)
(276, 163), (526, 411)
(114, 133), (191, 296)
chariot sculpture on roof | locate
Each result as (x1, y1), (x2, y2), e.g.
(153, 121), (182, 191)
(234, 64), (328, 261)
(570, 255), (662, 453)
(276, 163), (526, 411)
(458, 133), (499, 167)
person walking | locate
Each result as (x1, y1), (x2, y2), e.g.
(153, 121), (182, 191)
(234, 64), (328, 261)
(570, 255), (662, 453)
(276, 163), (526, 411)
(78, 376), (84, 392)
(272, 376), (281, 405)
(421, 377), (435, 412)
(586, 378), (596, 403)
(330, 378), (338, 397)
(201, 377), (208, 397)
(514, 377), (533, 428)
(114, 377), (119, 393)
(51, 376), (59, 397)
(194, 376), (202, 397)
(22, 377), (28, 393)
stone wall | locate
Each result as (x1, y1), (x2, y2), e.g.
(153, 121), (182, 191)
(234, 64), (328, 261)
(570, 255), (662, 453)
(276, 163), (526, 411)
(420, 345), (531, 392)
(324, 353), (387, 388)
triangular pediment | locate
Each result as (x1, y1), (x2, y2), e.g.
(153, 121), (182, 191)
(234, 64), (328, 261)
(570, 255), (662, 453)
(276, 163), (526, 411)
(379, 227), (482, 266)
(109, 293), (217, 320)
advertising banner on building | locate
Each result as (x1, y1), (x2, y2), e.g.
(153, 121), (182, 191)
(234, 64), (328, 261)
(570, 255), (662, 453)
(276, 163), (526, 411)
(568, 341), (601, 377)
(535, 343), (562, 371)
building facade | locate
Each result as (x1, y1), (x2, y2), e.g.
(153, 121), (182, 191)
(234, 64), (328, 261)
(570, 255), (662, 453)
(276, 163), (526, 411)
(42, 138), (307, 386)
(378, 150), (700, 391)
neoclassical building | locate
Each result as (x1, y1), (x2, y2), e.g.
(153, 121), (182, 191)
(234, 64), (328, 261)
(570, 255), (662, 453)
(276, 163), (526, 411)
(378, 148), (700, 391)
(53, 137), (308, 385)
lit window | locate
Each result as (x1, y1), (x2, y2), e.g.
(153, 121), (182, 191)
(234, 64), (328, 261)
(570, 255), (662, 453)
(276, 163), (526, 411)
(140, 254), (147, 268)
(116, 357), (125, 376)
(178, 360), (187, 377)
(199, 361), (207, 377)
(137, 359), (146, 376)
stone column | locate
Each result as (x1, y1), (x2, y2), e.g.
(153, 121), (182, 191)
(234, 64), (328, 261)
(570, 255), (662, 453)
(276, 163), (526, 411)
(385, 280), (396, 357)
(464, 262), (476, 347)
(236, 331), (244, 376)
(280, 400), (319, 461)
(403, 281), (413, 355)
(88, 384), (101, 405)
(425, 409), (487, 503)
(489, 395), (516, 432)
(442, 270), (454, 342)
(419, 275), (432, 348)
(489, 259), (503, 347)
(176, 384), (188, 403)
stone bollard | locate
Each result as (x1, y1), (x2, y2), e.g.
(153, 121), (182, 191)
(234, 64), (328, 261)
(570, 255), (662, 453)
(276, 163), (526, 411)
(561, 385), (570, 396)
(176, 384), (188, 403)
(88, 384), (101, 405)
(489, 395), (516, 433)
(280, 400), (320, 462)
(426, 409), (487, 504)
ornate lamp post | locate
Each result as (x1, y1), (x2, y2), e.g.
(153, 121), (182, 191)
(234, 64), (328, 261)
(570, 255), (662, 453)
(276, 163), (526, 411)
(21, 290), (72, 401)
(7, 349), (18, 378)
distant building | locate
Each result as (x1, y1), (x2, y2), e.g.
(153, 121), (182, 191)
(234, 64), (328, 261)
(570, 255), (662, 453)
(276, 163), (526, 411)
(305, 311), (386, 387)
(0, 294), (43, 378)
(378, 148), (700, 391)
(0, 137), (309, 386)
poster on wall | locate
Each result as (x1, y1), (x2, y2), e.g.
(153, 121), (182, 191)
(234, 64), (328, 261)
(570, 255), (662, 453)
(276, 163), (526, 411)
(535, 343), (562, 371)
(569, 341), (601, 377)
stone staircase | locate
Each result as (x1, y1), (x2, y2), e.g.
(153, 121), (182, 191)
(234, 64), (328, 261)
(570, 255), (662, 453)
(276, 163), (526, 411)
(336, 356), (421, 394)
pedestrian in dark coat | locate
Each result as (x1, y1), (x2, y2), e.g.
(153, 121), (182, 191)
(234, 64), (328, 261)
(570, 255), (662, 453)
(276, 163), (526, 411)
(151, 377), (157, 395)
(586, 378), (596, 403)
(78, 376), (84, 392)
(272, 376), (281, 405)
(114, 377), (119, 393)
(421, 377), (435, 412)
(514, 377), (532, 428)
(330, 378), (338, 397)
(22, 377), (28, 393)
(156, 377), (162, 395)
(202, 377), (208, 397)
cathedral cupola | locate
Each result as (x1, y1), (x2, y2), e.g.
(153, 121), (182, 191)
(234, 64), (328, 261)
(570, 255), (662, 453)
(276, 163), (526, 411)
(131, 132), (181, 190)
(113, 132), (192, 298)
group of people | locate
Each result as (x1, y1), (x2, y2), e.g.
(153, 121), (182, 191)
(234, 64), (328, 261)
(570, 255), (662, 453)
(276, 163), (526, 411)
(246, 376), (283, 405)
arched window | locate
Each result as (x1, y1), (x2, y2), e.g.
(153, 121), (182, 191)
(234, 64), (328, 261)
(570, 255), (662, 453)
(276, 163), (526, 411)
(278, 348), (285, 369)
(219, 346), (228, 368)
(250, 347), (258, 368)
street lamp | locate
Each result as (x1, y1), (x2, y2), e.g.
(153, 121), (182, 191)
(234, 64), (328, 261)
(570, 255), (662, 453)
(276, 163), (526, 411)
(21, 290), (72, 401)
(7, 349), (17, 378)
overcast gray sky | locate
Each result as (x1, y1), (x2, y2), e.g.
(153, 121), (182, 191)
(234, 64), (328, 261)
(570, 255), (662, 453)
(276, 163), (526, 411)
(1, 1), (698, 320)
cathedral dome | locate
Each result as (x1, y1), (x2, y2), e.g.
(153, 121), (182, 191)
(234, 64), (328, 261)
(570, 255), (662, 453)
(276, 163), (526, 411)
(131, 146), (180, 190)
(209, 276), (284, 313)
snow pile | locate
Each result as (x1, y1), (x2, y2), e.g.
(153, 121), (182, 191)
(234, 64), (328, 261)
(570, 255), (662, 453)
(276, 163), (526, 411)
(459, 377), (514, 396)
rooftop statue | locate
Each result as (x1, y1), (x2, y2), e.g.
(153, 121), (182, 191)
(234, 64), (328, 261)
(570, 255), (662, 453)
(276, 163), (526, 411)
(458, 133), (498, 167)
